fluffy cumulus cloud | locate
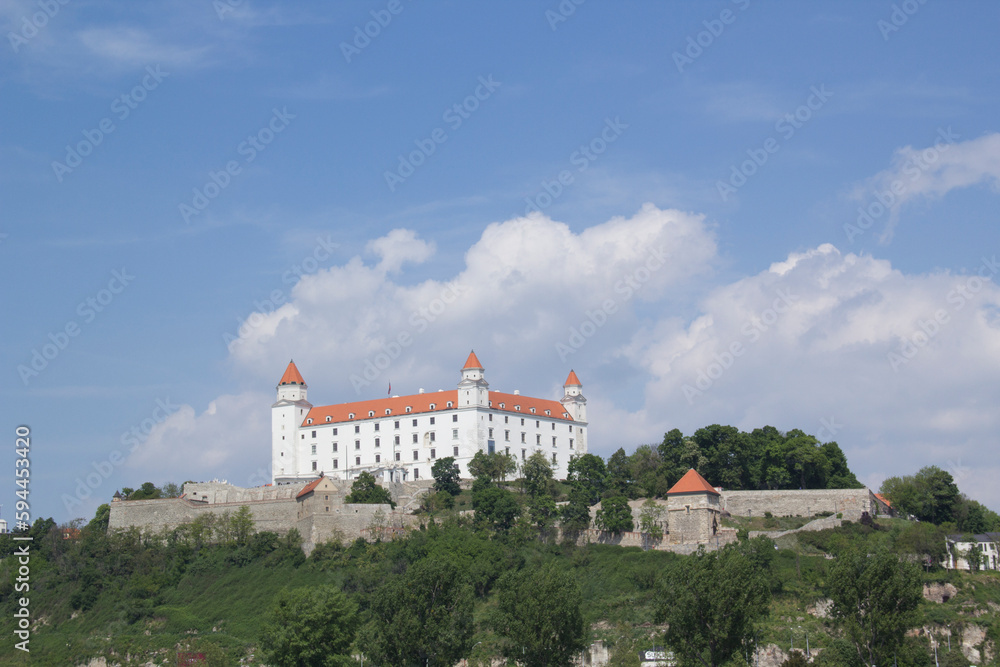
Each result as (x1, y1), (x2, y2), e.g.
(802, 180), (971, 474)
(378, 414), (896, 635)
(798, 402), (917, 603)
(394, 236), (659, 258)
(134, 204), (1000, 509)
(849, 131), (1000, 243)
(126, 392), (272, 487)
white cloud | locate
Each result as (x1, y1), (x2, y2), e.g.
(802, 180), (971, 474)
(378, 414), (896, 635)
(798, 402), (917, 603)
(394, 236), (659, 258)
(852, 132), (1000, 243)
(366, 228), (436, 273)
(78, 27), (211, 69)
(127, 392), (271, 486)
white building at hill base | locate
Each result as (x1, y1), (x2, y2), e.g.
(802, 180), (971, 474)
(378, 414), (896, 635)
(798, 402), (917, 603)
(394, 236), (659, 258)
(272, 351), (588, 485)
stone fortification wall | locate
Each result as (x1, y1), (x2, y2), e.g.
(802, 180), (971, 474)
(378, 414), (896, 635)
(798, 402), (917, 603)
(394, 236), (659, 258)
(182, 481), (307, 504)
(108, 496), (298, 534)
(720, 488), (872, 520)
(576, 528), (737, 554)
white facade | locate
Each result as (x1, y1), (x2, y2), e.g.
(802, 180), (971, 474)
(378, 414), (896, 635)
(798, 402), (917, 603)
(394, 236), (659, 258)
(271, 353), (588, 485)
(944, 533), (1000, 571)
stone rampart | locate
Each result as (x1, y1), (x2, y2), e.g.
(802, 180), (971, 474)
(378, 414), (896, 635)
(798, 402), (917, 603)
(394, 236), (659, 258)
(108, 496), (299, 534)
(720, 488), (872, 520)
(576, 528), (737, 554)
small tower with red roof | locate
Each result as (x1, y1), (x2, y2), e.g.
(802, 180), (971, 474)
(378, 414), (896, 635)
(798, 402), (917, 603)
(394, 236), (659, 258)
(666, 468), (722, 544)
(458, 350), (489, 408)
(272, 360), (314, 484)
(560, 370), (587, 423)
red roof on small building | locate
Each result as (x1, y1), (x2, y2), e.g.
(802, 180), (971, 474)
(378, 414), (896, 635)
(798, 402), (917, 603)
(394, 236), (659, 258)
(296, 477), (324, 499)
(462, 350), (484, 370)
(874, 492), (892, 508)
(279, 360), (306, 386)
(667, 469), (720, 496)
(564, 370), (582, 386)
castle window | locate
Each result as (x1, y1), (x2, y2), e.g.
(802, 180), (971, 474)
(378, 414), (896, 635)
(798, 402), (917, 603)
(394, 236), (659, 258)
(325, 507), (329, 512)
(430, 403), (436, 410)
(488, 401), (492, 407)
(412, 433), (418, 443)
(412, 419), (417, 427)
(489, 414), (493, 422)
(394, 435), (400, 445)
(499, 403), (505, 409)
(312, 430), (317, 437)
(515, 405), (520, 411)
(348, 413), (355, 419)
(430, 448), (436, 459)
(325, 495), (329, 500)
(394, 421), (400, 429)
(545, 410), (550, 416)
(454, 446), (459, 456)
(447, 401), (453, 408)
(552, 437), (557, 447)
(413, 450), (419, 461)
(536, 434), (541, 445)
(430, 432), (436, 442)
(369, 411), (374, 417)
(569, 425), (573, 432)
(355, 425), (360, 434)
(374, 423), (380, 432)
(521, 432), (526, 443)
(504, 415), (508, 423)
(521, 449), (526, 461)
(375, 454), (381, 463)
(504, 430), (510, 441)
(569, 438), (574, 449)
(551, 422), (555, 430)
(535, 421), (540, 428)
(452, 429), (458, 440)
(311, 444), (317, 455)
(375, 438), (380, 448)
(488, 428), (494, 439)
(333, 459), (338, 468)
(332, 428), (338, 435)
(333, 443), (338, 452)
(301, 434), (305, 439)
(307, 419), (313, 424)
(386, 409), (391, 415)
(395, 452), (401, 461)
(326, 416), (332, 422)
(355, 440), (360, 450)
(356, 457), (361, 466)
(406, 406), (412, 413)
(530, 408), (536, 414)
(414, 468), (419, 479)
(552, 453), (557, 465)
(312, 461), (317, 471)
(430, 417), (435, 425)
(452, 414), (458, 422)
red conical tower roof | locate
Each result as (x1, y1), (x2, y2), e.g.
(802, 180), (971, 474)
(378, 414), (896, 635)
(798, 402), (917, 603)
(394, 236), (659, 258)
(667, 469), (720, 496)
(564, 370), (581, 386)
(279, 360), (306, 386)
(462, 350), (484, 370)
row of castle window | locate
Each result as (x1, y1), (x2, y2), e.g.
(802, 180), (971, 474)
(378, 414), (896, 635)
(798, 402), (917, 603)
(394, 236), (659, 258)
(312, 445), (460, 470)
(305, 414), (574, 434)
(309, 430), (573, 456)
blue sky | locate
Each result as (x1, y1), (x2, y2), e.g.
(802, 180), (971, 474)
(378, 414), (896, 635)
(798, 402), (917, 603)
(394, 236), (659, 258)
(3, 1), (1000, 524)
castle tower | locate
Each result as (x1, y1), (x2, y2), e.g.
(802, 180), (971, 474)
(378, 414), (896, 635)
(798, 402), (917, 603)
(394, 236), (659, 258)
(560, 370), (587, 423)
(457, 350), (489, 408)
(272, 360), (313, 483)
(666, 469), (722, 544)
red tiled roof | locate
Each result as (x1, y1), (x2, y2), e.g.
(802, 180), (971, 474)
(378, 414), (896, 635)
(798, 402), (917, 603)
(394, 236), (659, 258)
(564, 370), (581, 386)
(279, 360), (306, 386)
(296, 477), (324, 499)
(303, 389), (574, 425)
(874, 492), (892, 508)
(462, 350), (484, 370)
(667, 469), (720, 496)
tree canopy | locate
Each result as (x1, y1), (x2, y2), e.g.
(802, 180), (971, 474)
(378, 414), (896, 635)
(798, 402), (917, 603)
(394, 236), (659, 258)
(432, 456), (462, 496)
(344, 471), (395, 508)
(260, 585), (359, 667)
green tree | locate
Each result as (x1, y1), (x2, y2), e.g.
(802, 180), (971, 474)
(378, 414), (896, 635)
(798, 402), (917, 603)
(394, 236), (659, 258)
(881, 466), (959, 524)
(827, 545), (923, 667)
(260, 585), (359, 667)
(130, 482), (161, 500)
(359, 558), (473, 666)
(472, 484), (521, 533)
(607, 448), (637, 498)
(468, 450), (518, 483)
(522, 451), (554, 498)
(87, 503), (111, 533)
(526, 494), (558, 536)
(490, 563), (587, 667)
(655, 538), (774, 667)
(160, 482), (182, 498)
(595, 495), (634, 533)
(432, 456), (462, 496)
(638, 499), (665, 545)
(345, 471), (395, 508)
(230, 505), (255, 546)
(560, 488), (592, 536)
(567, 453), (607, 505)
(893, 521), (948, 571)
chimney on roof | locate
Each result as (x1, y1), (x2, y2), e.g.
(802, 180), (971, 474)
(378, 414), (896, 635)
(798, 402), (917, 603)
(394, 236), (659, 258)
(514, 389), (520, 395)
(419, 388), (424, 393)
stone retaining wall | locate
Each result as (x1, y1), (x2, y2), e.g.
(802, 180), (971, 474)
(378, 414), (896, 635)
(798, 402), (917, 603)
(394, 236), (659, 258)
(720, 488), (872, 520)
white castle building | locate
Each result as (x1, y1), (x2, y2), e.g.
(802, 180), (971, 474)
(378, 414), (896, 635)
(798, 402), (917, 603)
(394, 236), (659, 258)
(272, 351), (588, 485)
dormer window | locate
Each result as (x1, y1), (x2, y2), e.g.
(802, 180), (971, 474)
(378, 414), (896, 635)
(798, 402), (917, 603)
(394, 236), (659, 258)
(348, 413), (355, 419)
(446, 401), (453, 408)
(430, 403), (436, 410)
(406, 406), (412, 413)
(307, 418), (313, 424)
(515, 405), (521, 411)
(530, 408), (536, 414)
(385, 408), (391, 415)
(369, 411), (374, 417)
(326, 416), (332, 422)
(544, 410), (550, 416)
(499, 403), (505, 409)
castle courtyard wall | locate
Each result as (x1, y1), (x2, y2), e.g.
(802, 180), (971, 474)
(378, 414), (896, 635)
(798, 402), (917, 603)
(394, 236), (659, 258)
(719, 488), (872, 519)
